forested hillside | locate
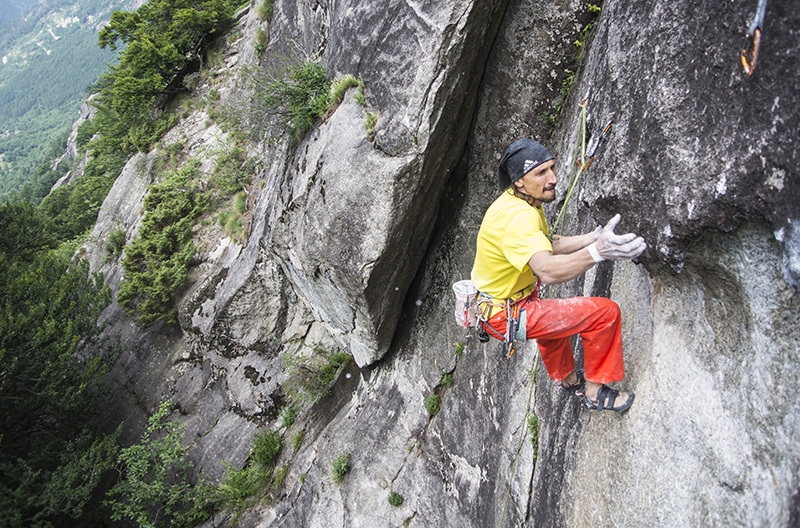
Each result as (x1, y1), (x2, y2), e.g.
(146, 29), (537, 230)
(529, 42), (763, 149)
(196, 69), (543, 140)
(0, 0), (130, 201)
(0, 0), (249, 524)
(0, 0), (38, 27)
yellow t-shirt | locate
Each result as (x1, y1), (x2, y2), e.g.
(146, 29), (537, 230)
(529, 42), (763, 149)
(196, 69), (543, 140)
(471, 190), (552, 300)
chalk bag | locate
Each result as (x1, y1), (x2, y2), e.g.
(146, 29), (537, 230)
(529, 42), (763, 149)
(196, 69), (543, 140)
(452, 280), (478, 328)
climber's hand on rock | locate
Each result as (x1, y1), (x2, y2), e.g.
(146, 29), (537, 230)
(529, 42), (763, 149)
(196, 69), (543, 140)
(587, 214), (646, 262)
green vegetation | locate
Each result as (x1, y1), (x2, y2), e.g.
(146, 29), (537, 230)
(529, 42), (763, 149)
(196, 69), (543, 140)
(453, 340), (465, 356)
(439, 371), (454, 389)
(209, 133), (256, 243)
(528, 414), (540, 462)
(331, 453), (350, 484)
(271, 464), (289, 491)
(103, 411), (290, 525)
(0, 200), (119, 527)
(574, 3), (602, 52)
(217, 195), (248, 243)
(424, 394), (441, 417)
(219, 462), (269, 511)
(364, 111), (379, 141)
(283, 346), (351, 406)
(262, 59), (332, 141)
(353, 84), (367, 106)
(217, 429), (284, 514)
(1, 2), (378, 523)
(212, 141), (253, 194)
(117, 161), (208, 326)
(92, 0), (239, 157)
(105, 226), (127, 259)
(0, 0), (119, 202)
(292, 430), (305, 452)
(388, 491), (404, 507)
(5, 131), (70, 205)
(38, 172), (118, 241)
(105, 401), (216, 527)
(281, 405), (297, 428)
(259, 64), (372, 144)
(329, 74), (363, 107)
(256, 0), (274, 20)
(255, 27), (269, 55)
(327, 73), (377, 140)
(99, 135), (257, 327)
(252, 430), (283, 467)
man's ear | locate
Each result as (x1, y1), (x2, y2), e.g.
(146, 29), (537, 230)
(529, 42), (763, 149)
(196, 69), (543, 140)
(513, 178), (524, 189)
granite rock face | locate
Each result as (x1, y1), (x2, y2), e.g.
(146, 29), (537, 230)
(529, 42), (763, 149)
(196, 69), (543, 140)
(552, 0), (800, 287)
(79, 0), (799, 526)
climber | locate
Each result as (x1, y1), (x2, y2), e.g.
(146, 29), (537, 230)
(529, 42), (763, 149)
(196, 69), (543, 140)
(471, 138), (646, 412)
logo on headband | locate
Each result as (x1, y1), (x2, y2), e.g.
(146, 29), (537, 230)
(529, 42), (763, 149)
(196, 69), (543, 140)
(523, 159), (539, 173)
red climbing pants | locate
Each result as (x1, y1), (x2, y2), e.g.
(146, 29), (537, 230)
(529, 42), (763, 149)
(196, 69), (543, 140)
(484, 296), (625, 384)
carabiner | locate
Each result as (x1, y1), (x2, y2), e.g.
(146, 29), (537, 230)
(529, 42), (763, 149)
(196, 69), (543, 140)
(579, 86), (591, 109)
(578, 116), (614, 170)
(741, 0), (767, 76)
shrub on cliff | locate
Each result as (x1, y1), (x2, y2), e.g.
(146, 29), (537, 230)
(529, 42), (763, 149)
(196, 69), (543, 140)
(117, 161), (208, 326)
(105, 401), (217, 527)
(261, 59), (332, 142)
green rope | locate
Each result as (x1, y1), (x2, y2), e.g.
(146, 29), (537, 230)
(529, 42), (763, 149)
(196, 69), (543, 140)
(551, 101), (589, 236)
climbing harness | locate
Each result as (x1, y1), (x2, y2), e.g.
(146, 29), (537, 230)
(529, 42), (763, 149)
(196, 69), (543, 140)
(474, 282), (540, 359)
(741, 0), (767, 76)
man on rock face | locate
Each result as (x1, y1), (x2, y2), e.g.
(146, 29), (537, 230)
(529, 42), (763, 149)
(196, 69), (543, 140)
(470, 138), (646, 412)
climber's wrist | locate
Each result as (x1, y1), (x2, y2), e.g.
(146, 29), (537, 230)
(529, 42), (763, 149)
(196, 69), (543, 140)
(587, 242), (604, 263)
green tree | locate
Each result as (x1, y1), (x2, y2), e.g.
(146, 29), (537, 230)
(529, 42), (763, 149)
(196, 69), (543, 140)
(92, 0), (238, 157)
(38, 174), (117, 242)
(105, 401), (216, 528)
(0, 201), (117, 526)
(0, 201), (57, 258)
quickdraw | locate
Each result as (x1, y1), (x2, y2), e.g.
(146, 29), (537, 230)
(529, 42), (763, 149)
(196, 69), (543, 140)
(741, 0), (767, 76)
(578, 116), (614, 171)
(476, 283), (539, 359)
(504, 300), (524, 359)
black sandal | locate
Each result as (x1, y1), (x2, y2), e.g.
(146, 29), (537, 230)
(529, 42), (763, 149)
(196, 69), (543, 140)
(558, 369), (585, 396)
(582, 385), (635, 412)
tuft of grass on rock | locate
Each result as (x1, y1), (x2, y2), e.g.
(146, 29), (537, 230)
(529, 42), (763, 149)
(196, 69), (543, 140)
(331, 453), (350, 484)
(424, 394), (440, 417)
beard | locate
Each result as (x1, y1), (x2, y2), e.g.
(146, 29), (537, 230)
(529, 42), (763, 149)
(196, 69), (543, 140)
(513, 187), (557, 206)
(531, 185), (558, 203)
(540, 194), (557, 203)
(512, 185), (557, 206)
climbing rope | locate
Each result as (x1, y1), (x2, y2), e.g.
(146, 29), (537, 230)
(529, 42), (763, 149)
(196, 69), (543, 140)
(741, 0), (767, 76)
(551, 87), (614, 236)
